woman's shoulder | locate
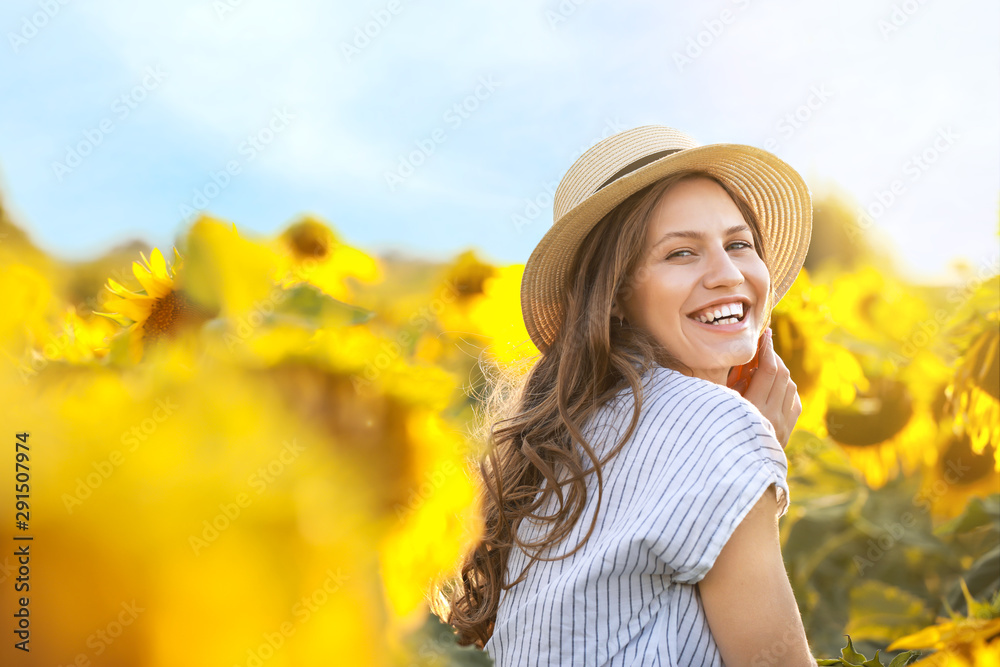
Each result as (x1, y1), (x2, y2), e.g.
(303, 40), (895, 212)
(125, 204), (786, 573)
(583, 364), (780, 462)
(630, 365), (780, 443)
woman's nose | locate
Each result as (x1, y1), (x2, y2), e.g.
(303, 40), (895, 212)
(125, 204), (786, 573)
(702, 248), (744, 288)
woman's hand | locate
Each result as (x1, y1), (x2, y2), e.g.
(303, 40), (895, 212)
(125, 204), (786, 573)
(736, 328), (801, 449)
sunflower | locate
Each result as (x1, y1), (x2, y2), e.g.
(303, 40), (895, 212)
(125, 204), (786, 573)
(95, 247), (211, 362)
(463, 263), (539, 370)
(946, 318), (1000, 470)
(770, 268), (867, 437)
(826, 347), (953, 489)
(275, 216), (382, 302)
(888, 582), (1000, 666)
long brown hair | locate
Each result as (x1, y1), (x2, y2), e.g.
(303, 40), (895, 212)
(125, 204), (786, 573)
(437, 170), (768, 648)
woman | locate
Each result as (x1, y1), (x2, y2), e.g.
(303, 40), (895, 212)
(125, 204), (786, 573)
(444, 126), (817, 666)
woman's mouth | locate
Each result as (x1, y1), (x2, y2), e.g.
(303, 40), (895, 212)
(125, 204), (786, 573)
(687, 301), (750, 331)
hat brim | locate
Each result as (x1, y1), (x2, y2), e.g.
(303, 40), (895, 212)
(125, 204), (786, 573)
(521, 143), (812, 354)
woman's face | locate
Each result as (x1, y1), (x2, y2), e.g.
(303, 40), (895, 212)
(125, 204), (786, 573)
(615, 176), (770, 385)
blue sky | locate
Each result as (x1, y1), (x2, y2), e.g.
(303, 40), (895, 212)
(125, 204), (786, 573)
(1, 0), (996, 284)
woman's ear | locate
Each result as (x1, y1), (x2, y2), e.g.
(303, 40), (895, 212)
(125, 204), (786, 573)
(610, 300), (624, 320)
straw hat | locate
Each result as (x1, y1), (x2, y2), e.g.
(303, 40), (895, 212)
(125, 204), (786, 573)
(521, 125), (812, 354)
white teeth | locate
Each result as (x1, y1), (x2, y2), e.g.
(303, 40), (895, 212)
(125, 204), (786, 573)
(691, 301), (745, 324)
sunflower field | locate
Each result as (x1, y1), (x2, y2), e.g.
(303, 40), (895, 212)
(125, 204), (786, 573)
(0, 190), (997, 666)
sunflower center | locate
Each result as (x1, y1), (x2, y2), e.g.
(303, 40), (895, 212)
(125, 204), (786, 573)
(143, 290), (196, 342)
(288, 227), (331, 259)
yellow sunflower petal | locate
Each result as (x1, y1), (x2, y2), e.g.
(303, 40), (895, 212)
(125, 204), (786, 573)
(149, 247), (169, 280)
(106, 278), (141, 298)
(104, 293), (155, 322)
(133, 258), (172, 299)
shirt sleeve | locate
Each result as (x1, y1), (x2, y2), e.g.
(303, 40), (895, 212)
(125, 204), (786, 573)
(639, 389), (790, 585)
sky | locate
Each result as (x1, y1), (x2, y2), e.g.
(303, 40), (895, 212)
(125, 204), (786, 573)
(0, 0), (997, 285)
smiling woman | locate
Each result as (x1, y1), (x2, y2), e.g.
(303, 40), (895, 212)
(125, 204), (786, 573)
(441, 125), (817, 665)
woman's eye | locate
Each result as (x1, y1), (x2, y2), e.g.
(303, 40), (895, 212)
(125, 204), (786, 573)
(666, 241), (753, 260)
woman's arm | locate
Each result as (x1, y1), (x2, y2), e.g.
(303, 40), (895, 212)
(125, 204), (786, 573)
(699, 484), (816, 667)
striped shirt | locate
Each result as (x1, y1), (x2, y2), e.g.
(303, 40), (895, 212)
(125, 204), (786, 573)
(484, 363), (790, 666)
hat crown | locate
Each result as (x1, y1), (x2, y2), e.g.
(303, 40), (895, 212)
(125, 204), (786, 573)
(553, 126), (700, 221)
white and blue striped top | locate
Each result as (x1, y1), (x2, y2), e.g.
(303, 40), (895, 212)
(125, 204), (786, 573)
(484, 364), (790, 666)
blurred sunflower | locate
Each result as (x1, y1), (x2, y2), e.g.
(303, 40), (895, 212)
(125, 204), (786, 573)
(770, 268), (867, 437)
(920, 426), (999, 519)
(95, 247), (213, 362)
(460, 263), (538, 369)
(275, 216), (382, 302)
(427, 249), (502, 367)
(945, 314), (1000, 470)
(1, 262), (58, 357)
(43, 306), (118, 363)
(888, 583), (1000, 666)
(826, 347), (953, 489)
(823, 265), (938, 356)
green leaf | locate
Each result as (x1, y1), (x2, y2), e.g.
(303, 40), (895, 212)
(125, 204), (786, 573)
(887, 650), (921, 667)
(845, 581), (935, 645)
(106, 328), (134, 365)
(817, 660), (845, 666)
(861, 649), (885, 667)
(935, 494), (1000, 537)
(275, 284), (374, 327)
(841, 635), (868, 666)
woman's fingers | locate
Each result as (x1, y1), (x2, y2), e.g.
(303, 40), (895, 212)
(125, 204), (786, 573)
(743, 329), (777, 404)
(781, 380), (795, 414)
(767, 346), (792, 406)
(740, 329), (801, 448)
